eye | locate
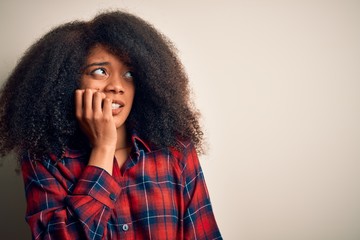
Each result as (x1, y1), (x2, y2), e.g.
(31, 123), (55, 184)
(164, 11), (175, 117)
(91, 68), (107, 76)
(123, 71), (134, 80)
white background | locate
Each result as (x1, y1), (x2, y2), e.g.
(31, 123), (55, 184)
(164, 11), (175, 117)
(0, 0), (360, 239)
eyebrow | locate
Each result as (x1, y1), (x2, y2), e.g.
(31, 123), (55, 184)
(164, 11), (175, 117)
(82, 62), (110, 69)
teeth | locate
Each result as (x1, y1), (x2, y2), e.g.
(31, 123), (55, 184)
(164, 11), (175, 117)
(111, 103), (122, 109)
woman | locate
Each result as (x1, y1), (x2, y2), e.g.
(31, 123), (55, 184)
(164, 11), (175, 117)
(0, 11), (222, 239)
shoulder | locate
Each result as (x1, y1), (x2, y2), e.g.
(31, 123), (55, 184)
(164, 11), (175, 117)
(167, 139), (199, 173)
(20, 148), (89, 173)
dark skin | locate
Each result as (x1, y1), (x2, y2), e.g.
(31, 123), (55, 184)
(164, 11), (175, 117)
(75, 45), (135, 174)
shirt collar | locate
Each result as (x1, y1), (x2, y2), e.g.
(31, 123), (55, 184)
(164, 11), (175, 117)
(130, 130), (152, 153)
(122, 131), (153, 172)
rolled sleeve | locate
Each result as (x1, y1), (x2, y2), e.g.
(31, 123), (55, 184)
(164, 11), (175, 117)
(71, 165), (121, 209)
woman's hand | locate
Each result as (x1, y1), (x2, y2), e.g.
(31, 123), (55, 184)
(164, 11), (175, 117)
(75, 89), (116, 174)
(75, 89), (117, 149)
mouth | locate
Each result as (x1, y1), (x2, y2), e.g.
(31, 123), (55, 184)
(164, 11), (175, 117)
(110, 100), (124, 115)
(111, 103), (124, 109)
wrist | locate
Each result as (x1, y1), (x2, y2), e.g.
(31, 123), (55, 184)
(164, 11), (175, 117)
(88, 146), (115, 175)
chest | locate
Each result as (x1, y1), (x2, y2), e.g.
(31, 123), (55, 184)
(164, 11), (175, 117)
(109, 151), (186, 238)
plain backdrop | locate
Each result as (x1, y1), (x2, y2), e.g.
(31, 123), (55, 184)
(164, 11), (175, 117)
(1, 0), (360, 239)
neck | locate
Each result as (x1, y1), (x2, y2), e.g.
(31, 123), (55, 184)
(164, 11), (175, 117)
(116, 125), (129, 150)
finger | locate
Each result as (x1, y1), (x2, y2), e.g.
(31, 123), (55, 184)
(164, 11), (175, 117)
(102, 97), (113, 117)
(75, 89), (85, 119)
(83, 89), (94, 117)
(93, 91), (105, 114)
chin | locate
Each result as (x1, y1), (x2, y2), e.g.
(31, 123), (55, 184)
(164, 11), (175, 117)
(115, 123), (125, 129)
(114, 119), (127, 129)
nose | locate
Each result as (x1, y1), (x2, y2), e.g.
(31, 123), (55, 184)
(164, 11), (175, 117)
(104, 75), (124, 94)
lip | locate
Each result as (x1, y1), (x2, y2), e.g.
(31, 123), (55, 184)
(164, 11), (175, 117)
(111, 99), (125, 116)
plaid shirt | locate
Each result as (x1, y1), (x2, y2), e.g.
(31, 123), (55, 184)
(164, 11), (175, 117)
(21, 134), (222, 239)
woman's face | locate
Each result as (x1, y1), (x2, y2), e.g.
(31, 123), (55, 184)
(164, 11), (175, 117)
(80, 45), (135, 129)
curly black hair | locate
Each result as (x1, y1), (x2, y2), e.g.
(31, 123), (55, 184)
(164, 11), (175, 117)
(0, 11), (204, 160)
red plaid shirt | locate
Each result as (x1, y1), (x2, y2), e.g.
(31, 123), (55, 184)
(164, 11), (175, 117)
(21, 134), (222, 239)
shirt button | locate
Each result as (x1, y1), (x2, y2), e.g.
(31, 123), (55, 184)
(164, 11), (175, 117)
(122, 224), (129, 231)
(109, 193), (116, 201)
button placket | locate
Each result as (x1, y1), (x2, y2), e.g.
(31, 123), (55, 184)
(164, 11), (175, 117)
(122, 224), (129, 231)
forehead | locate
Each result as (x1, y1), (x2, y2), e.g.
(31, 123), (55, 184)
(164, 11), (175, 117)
(86, 44), (130, 66)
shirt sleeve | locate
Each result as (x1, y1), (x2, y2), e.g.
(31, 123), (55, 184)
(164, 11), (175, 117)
(21, 155), (121, 240)
(180, 143), (223, 240)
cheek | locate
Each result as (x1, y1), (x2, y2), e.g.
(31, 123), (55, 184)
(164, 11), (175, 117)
(127, 83), (136, 102)
(79, 77), (90, 89)
(129, 91), (135, 106)
(80, 77), (102, 89)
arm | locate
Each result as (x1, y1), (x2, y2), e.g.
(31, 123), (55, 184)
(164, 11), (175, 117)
(21, 89), (119, 239)
(21, 155), (121, 240)
(75, 89), (117, 175)
(180, 143), (223, 240)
